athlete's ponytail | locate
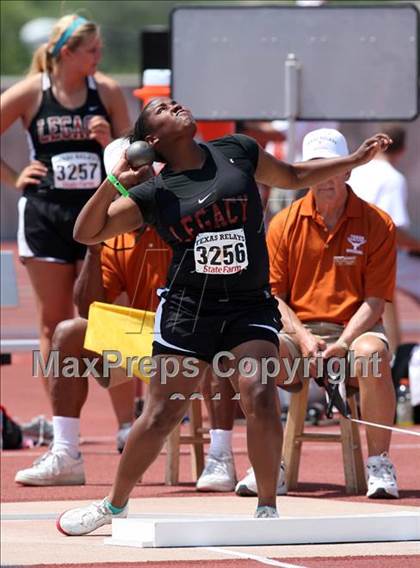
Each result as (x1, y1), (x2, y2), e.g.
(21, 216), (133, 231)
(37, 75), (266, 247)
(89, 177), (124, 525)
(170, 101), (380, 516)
(27, 43), (53, 75)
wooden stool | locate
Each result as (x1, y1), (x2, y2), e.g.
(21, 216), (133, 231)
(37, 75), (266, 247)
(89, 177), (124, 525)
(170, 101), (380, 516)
(165, 398), (210, 485)
(282, 380), (367, 494)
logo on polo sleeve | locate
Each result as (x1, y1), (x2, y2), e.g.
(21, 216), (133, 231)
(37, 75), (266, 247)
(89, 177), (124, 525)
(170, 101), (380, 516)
(346, 234), (366, 255)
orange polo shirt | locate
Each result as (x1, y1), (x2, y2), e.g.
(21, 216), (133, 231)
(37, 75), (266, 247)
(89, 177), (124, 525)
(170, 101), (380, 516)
(101, 229), (171, 311)
(267, 187), (396, 324)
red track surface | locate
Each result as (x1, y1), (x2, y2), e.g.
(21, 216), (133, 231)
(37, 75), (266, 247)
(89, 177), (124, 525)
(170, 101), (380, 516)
(2, 351), (420, 506)
(2, 242), (419, 505)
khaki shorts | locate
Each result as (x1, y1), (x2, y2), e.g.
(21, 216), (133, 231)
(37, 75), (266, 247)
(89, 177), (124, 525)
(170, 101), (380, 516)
(279, 321), (389, 383)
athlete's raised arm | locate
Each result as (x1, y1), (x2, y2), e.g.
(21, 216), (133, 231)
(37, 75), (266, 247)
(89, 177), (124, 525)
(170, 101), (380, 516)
(255, 133), (391, 190)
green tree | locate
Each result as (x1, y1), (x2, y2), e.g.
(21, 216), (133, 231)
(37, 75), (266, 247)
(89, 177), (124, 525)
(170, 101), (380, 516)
(1, 0), (184, 75)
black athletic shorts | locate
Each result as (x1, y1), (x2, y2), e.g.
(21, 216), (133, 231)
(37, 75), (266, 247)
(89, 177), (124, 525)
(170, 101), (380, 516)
(17, 195), (87, 263)
(153, 287), (282, 364)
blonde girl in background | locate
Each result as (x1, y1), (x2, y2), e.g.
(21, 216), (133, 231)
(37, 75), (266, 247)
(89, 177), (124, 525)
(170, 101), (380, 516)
(1, 14), (133, 455)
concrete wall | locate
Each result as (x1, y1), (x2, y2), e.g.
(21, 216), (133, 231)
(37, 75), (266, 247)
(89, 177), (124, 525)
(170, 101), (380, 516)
(1, 74), (419, 239)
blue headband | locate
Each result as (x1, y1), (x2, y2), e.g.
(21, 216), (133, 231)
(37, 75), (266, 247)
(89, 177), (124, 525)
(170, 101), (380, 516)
(51, 17), (89, 58)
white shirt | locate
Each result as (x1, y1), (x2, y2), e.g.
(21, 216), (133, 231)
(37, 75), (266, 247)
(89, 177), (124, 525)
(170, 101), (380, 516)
(350, 159), (410, 228)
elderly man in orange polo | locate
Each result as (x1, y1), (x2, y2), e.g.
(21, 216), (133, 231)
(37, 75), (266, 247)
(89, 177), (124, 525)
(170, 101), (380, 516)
(239, 129), (399, 499)
(273, 129), (398, 498)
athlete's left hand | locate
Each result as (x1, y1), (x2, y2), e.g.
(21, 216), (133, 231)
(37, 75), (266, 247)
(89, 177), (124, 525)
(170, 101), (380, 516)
(119, 164), (153, 188)
(88, 115), (112, 148)
(112, 153), (153, 189)
(352, 133), (392, 167)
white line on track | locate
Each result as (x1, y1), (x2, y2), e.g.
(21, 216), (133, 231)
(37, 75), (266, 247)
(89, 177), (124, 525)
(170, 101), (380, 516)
(205, 546), (309, 567)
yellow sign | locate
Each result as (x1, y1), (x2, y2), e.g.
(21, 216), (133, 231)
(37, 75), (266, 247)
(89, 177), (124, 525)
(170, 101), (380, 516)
(84, 301), (155, 384)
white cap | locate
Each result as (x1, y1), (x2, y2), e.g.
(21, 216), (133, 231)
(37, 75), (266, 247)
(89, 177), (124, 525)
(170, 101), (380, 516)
(142, 69), (171, 87)
(302, 128), (349, 161)
(103, 137), (130, 174)
(296, 1), (326, 6)
(271, 120), (289, 133)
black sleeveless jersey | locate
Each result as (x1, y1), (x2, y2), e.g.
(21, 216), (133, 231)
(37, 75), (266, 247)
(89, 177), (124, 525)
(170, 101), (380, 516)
(129, 134), (271, 296)
(25, 73), (109, 203)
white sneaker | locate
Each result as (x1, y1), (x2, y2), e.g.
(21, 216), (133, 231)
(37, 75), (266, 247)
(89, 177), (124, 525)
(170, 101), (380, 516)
(235, 461), (287, 496)
(57, 498), (128, 536)
(254, 506), (279, 518)
(15, 449), (85, 486)
(366, 452), (399, 499)
(196, 452), (236, 492)
(116, 422), (132, 453)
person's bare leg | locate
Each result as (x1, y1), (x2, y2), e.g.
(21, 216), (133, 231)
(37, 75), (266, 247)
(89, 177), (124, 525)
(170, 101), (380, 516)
(52, 319), (137, 449)
(230, 341), (282, 509)
(108, 356), (209, 507)
(108, 380), (136, 427)
(50, 318), (92, 417)
(25, 259), (76, 401)
(276, 336), (303, 392)
(14, 318), (91, 485)
(383, 301), (401, 360)
(203, 369), (236, 431)
(135, 376), (144, 416)
(352, 336), (396, 456)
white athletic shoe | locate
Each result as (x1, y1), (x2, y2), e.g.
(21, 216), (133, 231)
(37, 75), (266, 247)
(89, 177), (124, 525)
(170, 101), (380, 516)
(366, 452), (399, 499)
(116, 422), (132, 453)
(254, 506), (279, 518)
(14, 449), (85, 486)
(196, 452), (236, 492)
(235, 461), (287, 497)
(57, 498), (128, 536)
